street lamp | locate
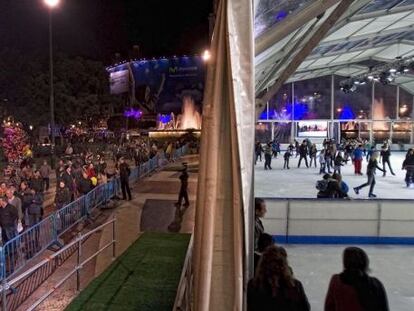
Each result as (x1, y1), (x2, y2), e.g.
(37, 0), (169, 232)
(44, 0), (60, 168)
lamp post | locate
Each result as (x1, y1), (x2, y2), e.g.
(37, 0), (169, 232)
(44, 0), (60, 168)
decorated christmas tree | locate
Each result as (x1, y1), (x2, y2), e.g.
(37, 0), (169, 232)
(1, 118), (30, 164)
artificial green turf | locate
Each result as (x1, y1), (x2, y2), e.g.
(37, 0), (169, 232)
(65, 232), (191, 311)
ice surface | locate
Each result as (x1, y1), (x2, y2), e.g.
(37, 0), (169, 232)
(283, 245), (414, 311)
(255, 152), (413, 199)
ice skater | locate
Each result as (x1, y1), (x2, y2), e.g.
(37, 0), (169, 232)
(297, 141), (309, 168)
(403, 149), (414, 187)
(318, 150), (326, 174)
(255, 142), (263, 165)
(264, 142), (272, 170)
(283, 150), (291, 169)
(309, 144), (318, 168)
(354, 152), (385, 198)
(380, 144), (395, 176)
(333, 152), (345, 175)
(353, 145), (364, 175)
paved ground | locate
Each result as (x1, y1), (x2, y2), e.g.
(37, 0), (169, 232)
(15, 155), (198, 311)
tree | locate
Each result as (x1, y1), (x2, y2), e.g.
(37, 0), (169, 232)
(0, 49), (123, 127)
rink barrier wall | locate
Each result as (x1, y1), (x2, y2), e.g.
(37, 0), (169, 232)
(262, 198), (414, 245)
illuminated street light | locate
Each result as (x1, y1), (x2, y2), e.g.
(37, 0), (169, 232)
(202, 50), (211, 62)
(44, 0), (60, 8)
(44, 0), (60, 168)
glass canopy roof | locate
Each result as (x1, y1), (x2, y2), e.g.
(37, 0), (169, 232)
(255, 0), (414, 95)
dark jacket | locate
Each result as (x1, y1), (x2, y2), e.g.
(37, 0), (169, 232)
(19, 189), (34, 214)
(28, 193), (43, 216)
(299, 144), (308, 156)
(119, 163), (131, 180)
(55, 187), (71, 208)
(78, 177), (92, 195)
(0, 204), (19, 228)
(179, 171), (189, 190)
(30, 177), (43, 193)
(325, 273), (389, 311)
(317, 179), (348, 199)
(367, 159), (383, 175)
(247, 279), (310, 311)
(254, 217), (264, 251)
(61, 172), (74, 193)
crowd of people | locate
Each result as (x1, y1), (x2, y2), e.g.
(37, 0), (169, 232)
(256, 137), (414, 198)
(251, 198), (389, 311)
(0, 137), (192, 246)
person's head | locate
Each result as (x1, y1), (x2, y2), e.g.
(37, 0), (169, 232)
(59, 159), (64, 166)
(59, 181), (65, 189)
(88, 163), (94, 169)
(65, 165), (71, 174)
(20, 181), (28, 191)
(119, 157), (125, 164)
(5, 188), (14, 199)
(255, 198), (267, 218)
(323, 173), (331, 180)
(43, 160), (48, 166)
(370, 146), (375, 150)
(254, 246), (294, 294)
(343, 247), (369, 274)
(0, 182), (6, 190)
(0, 196), (8, 208)
(258, 233), (274, 253)
(332, 173), (342, 182)
(34, 170), (41, 178)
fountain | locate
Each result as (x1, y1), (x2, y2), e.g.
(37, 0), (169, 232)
(156, 96), (202, 130)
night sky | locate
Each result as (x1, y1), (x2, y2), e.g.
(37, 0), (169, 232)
(0, 0), (213, 64)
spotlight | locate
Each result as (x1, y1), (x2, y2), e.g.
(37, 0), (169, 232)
(389, 68), (397, 73)
(367, 75), (374, 80)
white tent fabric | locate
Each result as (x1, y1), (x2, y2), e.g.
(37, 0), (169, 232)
(193, 0), (254, 309)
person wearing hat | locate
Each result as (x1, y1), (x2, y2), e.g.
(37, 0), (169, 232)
(176, 163), (189, 207)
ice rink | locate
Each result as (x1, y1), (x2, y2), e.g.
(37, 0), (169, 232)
(255, 152), (413, 199)
(284, 245), (414, 311)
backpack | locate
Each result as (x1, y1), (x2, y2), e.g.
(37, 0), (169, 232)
(316, 180), (328, 191)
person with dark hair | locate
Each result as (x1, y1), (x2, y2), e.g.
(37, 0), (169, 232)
(254, 233), (274, 273)
(264, 142), (273, 170)
(255, 142), (263, 164)
(0, 196), (19, 243)
(309, 143), (318, 168)
(380, 145), (395, 177)
(354, 152), (384, 198)
(254, 198), (266, 251)
(317, 174), (348, 199)
(325, 247), (389, 311)
(333, 152), (345, 175)
(248, 246), (310, 311)
(297, 141), (309, 168)
(402, 148), (414, 187)
(283, 149), (292, 169)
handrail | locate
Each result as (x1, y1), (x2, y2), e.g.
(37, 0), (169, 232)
(173, 234), (194, 311)
(4, 217), (117, 311)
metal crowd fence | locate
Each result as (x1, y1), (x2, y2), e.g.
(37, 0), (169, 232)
(0, 144), (189, 282)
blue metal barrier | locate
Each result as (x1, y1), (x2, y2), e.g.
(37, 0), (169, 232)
(0, 146), (187, 280)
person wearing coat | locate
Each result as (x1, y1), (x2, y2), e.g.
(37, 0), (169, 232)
(325, 247), (389, 311)
(55, 181), (71, 210)
(248, 246), (310, 311)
